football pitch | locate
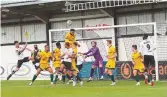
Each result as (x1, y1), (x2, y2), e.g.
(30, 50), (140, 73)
(1, 80), (167, 97)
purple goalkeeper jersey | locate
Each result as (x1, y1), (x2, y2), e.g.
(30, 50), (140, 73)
(84, 47), (103, 60)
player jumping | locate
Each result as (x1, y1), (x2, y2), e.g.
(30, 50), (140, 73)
(7, 41), (32, 80)
(65, 29), (76, 47)
(29, 45), (54, 86)
(104, 40), (117, 85)
(139, 34), (156, 86)
(80, 41), (104, 82)
(132, 45), (145, 86)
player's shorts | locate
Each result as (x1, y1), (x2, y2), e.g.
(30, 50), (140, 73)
(93, 59), (103, 67)
(39, 63), (50, 70)
(53, 61), (61, 69)
(63, 61), (72, 70)
(105, 60), (115, 70)
(144, 55), (155, 68)
(17, 57), (29, 68)
(76, 64), (83, 71)
(133, 63), (145, 73)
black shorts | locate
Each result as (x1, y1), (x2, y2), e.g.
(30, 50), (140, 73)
(17, 57), (29, 68)
(63, 61), (72, 70)
(144, 55), (155, 68)
(76, 64), (83, 71)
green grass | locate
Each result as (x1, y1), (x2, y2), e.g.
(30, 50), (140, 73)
(1, 80), (167, 97)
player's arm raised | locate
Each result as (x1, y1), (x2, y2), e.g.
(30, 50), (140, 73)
(79, 48), (92, 55)
(18, 42), (28, 54)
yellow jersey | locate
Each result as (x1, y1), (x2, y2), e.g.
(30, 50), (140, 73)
(106, 45), (116, 69)
(108, 45), (116, 61)
(132, 51), (143, 65)
(39, 51), (51, 64)
(65, 32), (76, 46)
(53, 48), (61, 62)
(131, 51), (144, 72)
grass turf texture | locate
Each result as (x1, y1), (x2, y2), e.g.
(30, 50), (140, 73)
(1, 80), (167, 97)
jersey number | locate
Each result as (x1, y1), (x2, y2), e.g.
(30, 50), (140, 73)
(146, 44), (150, 50)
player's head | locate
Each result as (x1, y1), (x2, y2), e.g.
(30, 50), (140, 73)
(34, 45), (38, 50)
(14, 41), (19, 47)
(91, 41), (97, 47)
(106, 40), (112, 46)
(65, 42), (70, 48)
(56, 42), (61, 49)
(44, 45), (49, 51)
(143, 34), (148, 40)
(70, 29), (75, 35)
(132, 45), (137, 52)
(72, 42), (80, 48)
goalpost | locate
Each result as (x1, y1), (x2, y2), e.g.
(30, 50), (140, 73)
(49, 22), (159, 81)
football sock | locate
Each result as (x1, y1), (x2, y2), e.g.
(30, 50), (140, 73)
(54, 75), (58, 83)
(32, 75), (37, 82)
(134, 75), (139, 82)
(62, 75), (66, 83)
(76, 73), (82, 82)
(152, 70), (156, 81)
(7, 70), (16, 80)
(90, 68), (94, 77)
(148, 75), (151, 83)
(50, 74), (54, 82)
(99, 67), (104, 76)
(111, 75), (115, 82)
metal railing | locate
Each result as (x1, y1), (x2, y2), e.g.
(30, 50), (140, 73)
(65, 0), (162, 12)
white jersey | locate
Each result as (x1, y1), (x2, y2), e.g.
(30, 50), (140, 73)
(63, 48), (73, 62)
(76, 55), (84, 65)
(139, 39), (155, 56)
(15, 47), (24, 60)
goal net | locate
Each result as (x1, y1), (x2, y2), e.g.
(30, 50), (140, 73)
(49, 22), (160, 81)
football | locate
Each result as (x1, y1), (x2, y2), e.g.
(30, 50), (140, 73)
(67, 20), (72, 26)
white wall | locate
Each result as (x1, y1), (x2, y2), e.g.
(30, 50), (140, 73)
(1, 23), (46, 44)
(1, 25), (21, 43)
(21, 23), (46, 42)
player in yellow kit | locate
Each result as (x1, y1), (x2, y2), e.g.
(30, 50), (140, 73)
(65, 29), (76, 47)
(52, 42), (62, 84)
(71, 42), (78, 72)
(71, 42), (83, 86)
(131, 45), (145, 86)
(29, 45), (54, 86)
(104, 40), (117, 85)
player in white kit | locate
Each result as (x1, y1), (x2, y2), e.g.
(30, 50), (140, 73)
(139, 34), (156, 86)
(7, 41), (32, 80)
